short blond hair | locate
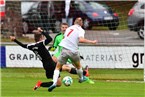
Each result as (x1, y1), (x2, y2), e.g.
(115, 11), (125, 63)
(61, 22), (68, 26)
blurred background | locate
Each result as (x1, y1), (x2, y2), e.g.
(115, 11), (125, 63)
(1, 0), (144, 40)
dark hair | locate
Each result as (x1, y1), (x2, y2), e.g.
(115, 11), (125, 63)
(34, 34), (42, 42)
(74, 17), (83, 25)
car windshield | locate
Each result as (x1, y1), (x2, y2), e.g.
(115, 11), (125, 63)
(89, 2), (106, 10)
(77, 1), (93, 11)
(90, 2), (113, 13)
(77, 1), (110, 12)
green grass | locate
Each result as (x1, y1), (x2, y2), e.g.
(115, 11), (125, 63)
(1, 68), (145, 97)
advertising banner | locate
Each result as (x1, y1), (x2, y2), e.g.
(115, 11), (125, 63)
(2, 46), (144, 68)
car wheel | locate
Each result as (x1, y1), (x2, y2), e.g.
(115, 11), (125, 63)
(53, 20), (61, 33)
(83, 19), (92, 30)
(137, 25), (144, 39)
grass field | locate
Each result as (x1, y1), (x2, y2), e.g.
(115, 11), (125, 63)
(1, 68), (144, 97)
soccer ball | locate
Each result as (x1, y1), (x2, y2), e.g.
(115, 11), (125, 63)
(62, 76), (73, 86)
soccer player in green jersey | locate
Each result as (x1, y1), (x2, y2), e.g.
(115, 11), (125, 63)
(49, 23), (68, 62)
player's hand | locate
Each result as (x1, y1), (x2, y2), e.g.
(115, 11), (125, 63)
(48, 47), (56, 51)
(10, 36), (16, 41)
(92, 40), (98, 44)
(37, 27), (43, 33)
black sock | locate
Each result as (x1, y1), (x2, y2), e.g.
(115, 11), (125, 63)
(70, 68), (77, 74)
(83, 70), (86, 76)
(70, 68), (86, 76)
(40, 81), (53, 87)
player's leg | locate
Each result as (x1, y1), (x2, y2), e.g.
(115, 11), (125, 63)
(34, 64), (62, 91)
(33, 78), (62, 90)
(70, 52), (91, 83)
(52, 56), (58, 63)
(53, 56), (92, 84)
(52, 62), (63, 85)
(33, 68), (54, 90)
(48, 62), (63, 92)
(33, 81), (53, 90)
(84, 65), (89, 77)
(62, 65), (87, 76)
(52, 51), (89, 76)
(61, 65), (93, 84)
(44, 69), (62, 88)
(62, 65), (94, 84)
(69, 54), (84, 82)
(73, 61), (86, 82)
(56, 77), (62, 87)
(48, 49), (69, 92)
(33, 68), (55, 90)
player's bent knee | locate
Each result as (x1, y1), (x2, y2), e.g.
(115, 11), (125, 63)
(62, 65), (71, 72)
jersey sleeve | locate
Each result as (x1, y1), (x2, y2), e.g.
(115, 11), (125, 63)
(79, 29), (85, 38)
(14, 39), (28, 48)
(52, 33), (62, 48)
(53, 36), (59, 48)
(42, 31), (52, 45)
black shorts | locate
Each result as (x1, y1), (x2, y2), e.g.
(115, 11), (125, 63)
(45, 63), (61, 79)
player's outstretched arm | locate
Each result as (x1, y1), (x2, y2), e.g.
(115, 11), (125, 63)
(10, 36), (27, 48)
(37, 27), (52, 45)
(79, 37), (98, 44)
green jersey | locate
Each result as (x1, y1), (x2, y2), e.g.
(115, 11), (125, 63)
(52, 32), (63, 57)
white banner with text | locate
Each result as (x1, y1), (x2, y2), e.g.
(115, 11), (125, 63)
(6, 46), (144, 68)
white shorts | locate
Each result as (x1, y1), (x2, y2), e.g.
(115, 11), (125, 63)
(58, 48), (80, 65)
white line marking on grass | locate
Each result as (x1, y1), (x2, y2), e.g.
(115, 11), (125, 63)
(106, 80), (144, 83)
